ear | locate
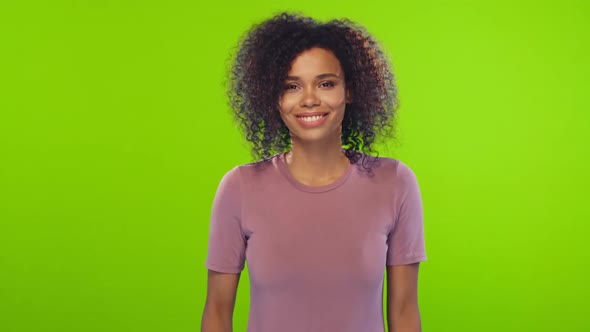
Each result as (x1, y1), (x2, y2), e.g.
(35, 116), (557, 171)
(345, 89), (352, 104)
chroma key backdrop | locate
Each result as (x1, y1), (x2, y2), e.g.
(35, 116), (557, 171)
(0, 1), (588, 331)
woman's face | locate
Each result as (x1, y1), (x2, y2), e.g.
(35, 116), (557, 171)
(278, 47), (350, 144)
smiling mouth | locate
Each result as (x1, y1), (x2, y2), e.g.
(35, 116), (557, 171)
(296, 113), (328, 122)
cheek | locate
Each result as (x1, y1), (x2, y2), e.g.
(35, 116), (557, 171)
(278, 95), (296, 114)
(322, 91), (347, 109)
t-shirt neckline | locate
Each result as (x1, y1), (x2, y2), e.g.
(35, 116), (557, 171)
(275, 151), (354, 193)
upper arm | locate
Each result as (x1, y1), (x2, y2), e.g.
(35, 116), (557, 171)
(386, 162), (426, 266)
(205, 167), (247, 274)
(204, 269), (241, 313)
(386, 262), (420, 314)
(202, 167), (245, 329)
(385, 163), (425, 330)
(201, 270), (241, 331)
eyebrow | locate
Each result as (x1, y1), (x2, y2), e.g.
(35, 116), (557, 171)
(285, 73), (342, 81)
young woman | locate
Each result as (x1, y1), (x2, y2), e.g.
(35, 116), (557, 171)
(201, 12), (427, 332)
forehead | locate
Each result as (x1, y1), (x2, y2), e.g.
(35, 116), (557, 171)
(288, 47), (343, 76)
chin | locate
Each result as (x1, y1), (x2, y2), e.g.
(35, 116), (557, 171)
(290, 129), (341, 143)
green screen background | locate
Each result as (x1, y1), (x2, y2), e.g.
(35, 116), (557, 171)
(1, 1), (588, 331)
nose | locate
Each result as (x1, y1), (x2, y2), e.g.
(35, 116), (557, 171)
(299, 88), (320, 108)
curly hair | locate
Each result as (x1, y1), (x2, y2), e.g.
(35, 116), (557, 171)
(226, 12), (399, 173)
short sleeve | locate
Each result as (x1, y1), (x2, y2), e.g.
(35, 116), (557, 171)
(386, 162), (427, 266)
(205, 166), (246, 274)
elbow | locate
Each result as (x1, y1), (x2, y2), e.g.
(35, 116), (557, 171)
(201, 303), (233, 332)
(388, 303), (422, 332)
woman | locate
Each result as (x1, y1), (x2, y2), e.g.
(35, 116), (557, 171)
(201, 12), (427, 332)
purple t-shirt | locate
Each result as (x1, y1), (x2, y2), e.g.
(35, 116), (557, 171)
(205, 152), (427, 332)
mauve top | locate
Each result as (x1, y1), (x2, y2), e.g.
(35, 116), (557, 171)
(205, 152), (427, 332)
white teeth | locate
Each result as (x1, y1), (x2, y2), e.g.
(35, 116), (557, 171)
(299, 115), (324, 122)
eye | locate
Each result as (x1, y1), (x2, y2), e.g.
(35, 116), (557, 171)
(319, 81), (335, 88)
(285, 83), (299, 90)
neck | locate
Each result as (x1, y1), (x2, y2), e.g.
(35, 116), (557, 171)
(285, 135), (349, 186)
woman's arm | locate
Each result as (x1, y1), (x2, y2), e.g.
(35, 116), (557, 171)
(386, 263), (422, 332)
(201, 269), (241, 332)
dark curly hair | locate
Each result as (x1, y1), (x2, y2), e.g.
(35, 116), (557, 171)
(226, 12), (399, 173)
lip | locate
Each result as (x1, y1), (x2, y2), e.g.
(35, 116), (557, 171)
(295, 112), (329, 117)
(295, 112), (329, 128)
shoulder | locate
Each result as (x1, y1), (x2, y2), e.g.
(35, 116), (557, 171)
(217, 165), (242, 186)
(213, 166), (243, 201)
(365, 155), (418, 183)
(223, 154), (281, 186)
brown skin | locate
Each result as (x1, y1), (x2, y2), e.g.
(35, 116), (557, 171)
(278, 47), (351, 186)
(201, 270), (240, 332)
(202, 47), (422, 331)
(387, 263), (422, 332)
